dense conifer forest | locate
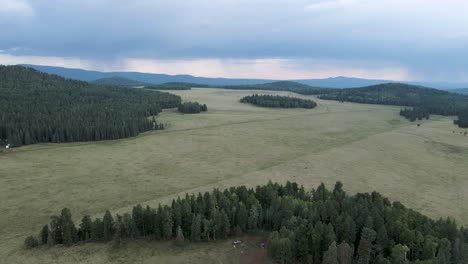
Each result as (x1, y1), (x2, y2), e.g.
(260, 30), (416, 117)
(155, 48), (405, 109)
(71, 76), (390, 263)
(145, 81), (333, 94)
(240, 94), (317, 109)
(318, 83), (468, 128)
(145, 82), (209, 90)
(178, 102), (208, 113)
(25, 181), (468, 263)
(223, 81), (333, 95)
(92, 76), (150, 87)
(0, 66), (181, 147)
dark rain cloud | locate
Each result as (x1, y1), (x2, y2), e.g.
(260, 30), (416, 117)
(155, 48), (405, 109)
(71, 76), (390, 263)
(1, 0), (468, 81)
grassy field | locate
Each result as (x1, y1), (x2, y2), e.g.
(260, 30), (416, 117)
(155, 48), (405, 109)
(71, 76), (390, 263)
(1, 88), (468, 263)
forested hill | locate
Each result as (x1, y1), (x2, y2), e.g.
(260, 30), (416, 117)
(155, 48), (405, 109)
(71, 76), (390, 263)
(0, 66), (181, 147)
(145, 82), (210, 90)
(143, 81), (333, 94)
(26, 181), (468, 263)
(92, 76), (149, 87)
(449, 88), (468, 95)
(318, 83), (468, 127)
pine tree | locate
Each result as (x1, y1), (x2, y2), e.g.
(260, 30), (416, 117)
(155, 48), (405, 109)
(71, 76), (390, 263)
(79, 215), (93, 241)
(40, 225), (49, 245)
(161, 206), (173, 240)
(248, 206), (259, 231)
(220, 210), (231, 238)
(181, 200), (192, 236)
(113, 215), (123, 247)
(341, 214), (356, 244)
(376, 225), (389, 253)
(202, 218), (212, 241)
(356, 228), (376, 264)
(374, 254), (391, 264)
(91, 218), (104, 241)
(236, 203), (248, 231)
(190, 214), (202, 242)
(60, 208), (78, 245)
(322, 241), (339, 264)
(337, 241), (353, 264)
(24, 236), (39, 249)
(175, 225), (185, 246)
(391, 244), (409, 264)
(435, 239), (452, 264)
(103, 210), (114, 241)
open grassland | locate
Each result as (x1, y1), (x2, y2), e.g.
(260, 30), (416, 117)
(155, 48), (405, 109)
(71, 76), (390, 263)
(1, 88), (468, 263)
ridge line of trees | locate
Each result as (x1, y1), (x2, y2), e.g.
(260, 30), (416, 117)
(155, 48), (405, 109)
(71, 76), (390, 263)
(318, 83), (468, 128)
(25, 181), (468, 264)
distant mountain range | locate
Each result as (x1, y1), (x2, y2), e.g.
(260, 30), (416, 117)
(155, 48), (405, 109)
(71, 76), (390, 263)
(449, 88), (468, 95)
(19, 64), (468, 90)
(92, 76), (150, 87)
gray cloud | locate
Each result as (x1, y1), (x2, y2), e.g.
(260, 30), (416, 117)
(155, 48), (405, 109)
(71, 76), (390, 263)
(1, 0), (468, 81)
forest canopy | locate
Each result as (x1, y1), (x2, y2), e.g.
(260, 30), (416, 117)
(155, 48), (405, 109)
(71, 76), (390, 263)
(240, 94), (317, 109)
(145, 82), (209, 90)
(178, 102), (208, 114)
(318, 83), (468, 127)
(92, 76), (149, 87)
(0, 66), (181, 147)
(26, 181), (468, 264)
(223, 81), (333, 95)
(145, 81), (333, 95)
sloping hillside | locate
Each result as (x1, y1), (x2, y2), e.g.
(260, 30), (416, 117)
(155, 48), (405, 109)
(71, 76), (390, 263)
(319, 83), (468, 127)
(92, 76), (149, 87)
(449, 88), (468, 95)
(222, 81), (334, 95)
(0, 66), (181, 147)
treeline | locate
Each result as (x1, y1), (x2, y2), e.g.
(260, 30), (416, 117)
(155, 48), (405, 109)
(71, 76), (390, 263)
(455, 112), (468, 128)
(92, 76), (149, 87)
(145, 81), (334, 95)
(0, 66), (181, 147)
(400, 108), (430, 122)
(25, 181), (468, 264)
(240, 94), (317, 109)
(318, 83), (468, 128)
(223, 81), (333, 95)
(145, 82), (209, 90)
(178, 102), (208, 114)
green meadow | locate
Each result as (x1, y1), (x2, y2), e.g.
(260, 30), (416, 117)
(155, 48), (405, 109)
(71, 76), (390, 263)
(1, 88), (467, 263)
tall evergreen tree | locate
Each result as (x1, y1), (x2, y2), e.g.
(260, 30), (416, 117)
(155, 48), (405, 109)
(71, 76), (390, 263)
(356, 228), (376, 264)
(337, 241), (353, 264)
(79, 215), (93, 241)
(103, 210), (114, 241)
(175, 225), (185, 246)
(391, 244), (409, 264)
(322, 241), (339, 264)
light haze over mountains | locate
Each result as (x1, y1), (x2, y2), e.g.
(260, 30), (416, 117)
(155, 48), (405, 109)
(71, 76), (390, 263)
(22, 64), (468, 90)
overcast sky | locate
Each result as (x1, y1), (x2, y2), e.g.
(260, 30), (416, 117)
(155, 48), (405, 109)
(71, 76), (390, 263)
(1, 0), (467, 81)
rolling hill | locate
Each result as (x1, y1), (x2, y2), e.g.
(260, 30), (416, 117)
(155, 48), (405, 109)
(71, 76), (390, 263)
(319, 83), (468, 127)
(449, 88), (468, 95)
(20, 64), (272, 86)
(92, 76), (150, 87)
(20, 64), (468, 89)
(0, 66), (181, 147)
